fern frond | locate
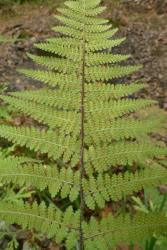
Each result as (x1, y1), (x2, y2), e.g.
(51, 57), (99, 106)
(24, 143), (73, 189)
(57, 7), (108, 25)
(0, 125), (79, 162)
(18, 69), (80, 89)
(1, 95), (80, 134)
(64, 1), (106, 16)
(85, 82), (145, 100)
(0, 162), (80, 201)
(35, 42), (81, 61)
(0, 201), (79, 247)
(0, 155), (38, 168)
(0, 35), (17, 43)
(86, 99), (156, 121)
(85, 142), (167, 174)
(78, 0), (101, 9)
(85, 37), (125, 51)
(65, 0), (101, 10)
(0, 0), (166, 248)
(52, 26), (84, 39)
(84, 212), (167, 249)
(8, 89), (80, 110)
(84, 165), (167, 209)
(46, 37), (81, 48)
(86, 53), (131, 66)
(86, 65), (141, 82)
(2, 156), (166, 210)
(27, 53), (77, 73)
(8, 82), (145, 108)
(85, 116), (164, 144)
(90, 33), (125, 46)
(56, 15), (111, 33)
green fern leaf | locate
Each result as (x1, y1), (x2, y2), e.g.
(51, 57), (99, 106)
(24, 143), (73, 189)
(86, 99), (156, 122)
(86, 37), (125, 51)
(57, 7), (108, 25)
(85, 81), (145, 100)
(85, 142), (167, 174)
(56, 15), (111, 32)
(86, 53), (131, 65)
(64, 1), (106, 16)
(84, 165), (167, 209)
(8, 89), (80, 110)
(1, 95), (80, 133)
(0, 125), (79, 163)
(35, 42), (81, 61)
(84, 212), (167, 249)
(27, 53), (77, 73)
(0, 201), (79, 247)
(86, 65), (141, 81)
(0, 159), (80, 200)
(18, 69), (80, 89)
(0, 0), (166, 248)
(85, 116), (164, 144)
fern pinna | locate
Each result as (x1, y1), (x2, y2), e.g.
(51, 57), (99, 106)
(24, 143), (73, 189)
(0, 0), (167, 249)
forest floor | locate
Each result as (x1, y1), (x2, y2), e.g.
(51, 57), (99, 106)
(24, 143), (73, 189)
(0, 0), (167, 110)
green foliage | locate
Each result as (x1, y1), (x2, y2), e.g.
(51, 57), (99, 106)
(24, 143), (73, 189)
(0, 201), (80, 248)
(0, 36), (17, 43)
(0, 223), (20, 250)
(0, 157), (167, 210)
(132, 185), (167, 250)
(0, 0), (167, 249)
(0, 0), (44, 5)
(83, 212), (167, 250)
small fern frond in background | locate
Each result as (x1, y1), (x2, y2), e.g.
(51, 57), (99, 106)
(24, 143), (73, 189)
(0, 35), (17, 44)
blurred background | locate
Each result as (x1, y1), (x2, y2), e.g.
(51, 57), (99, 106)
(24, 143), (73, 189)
(0, 0), (167, 111)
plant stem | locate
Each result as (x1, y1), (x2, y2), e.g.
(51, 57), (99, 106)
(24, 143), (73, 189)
(79, 18), (86, 250)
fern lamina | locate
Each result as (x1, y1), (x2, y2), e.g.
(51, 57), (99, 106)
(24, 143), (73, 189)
(0, 0), (167, 249)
